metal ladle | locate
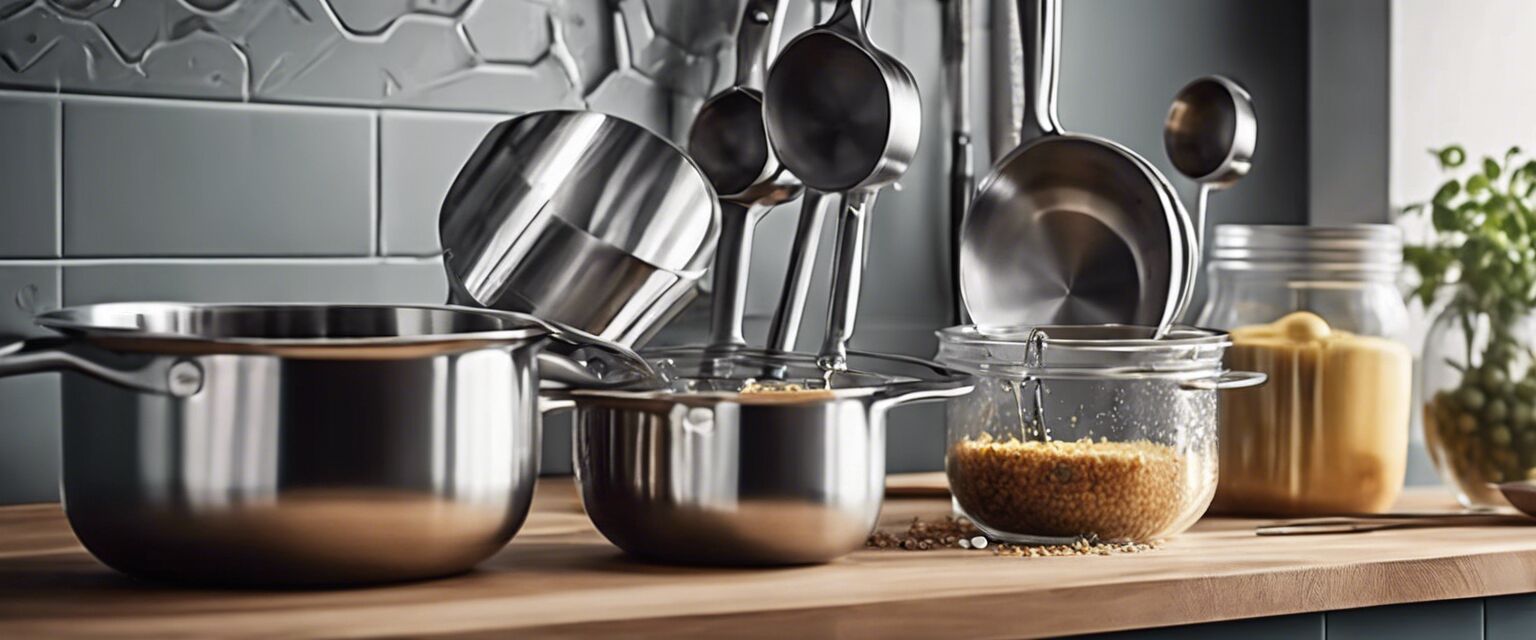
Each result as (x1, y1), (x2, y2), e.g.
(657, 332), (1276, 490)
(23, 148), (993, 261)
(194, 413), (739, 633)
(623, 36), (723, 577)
(962, 0), (1189, 335)
(688, 0), (799, 350)
(765, 0), (922, 370)
(1164, 75), (1256, 251)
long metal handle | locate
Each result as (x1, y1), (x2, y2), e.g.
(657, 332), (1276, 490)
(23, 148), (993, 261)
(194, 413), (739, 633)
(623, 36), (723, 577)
(1016, 0), (1061, 141)
(708, 202), (761, 349)
(944, 0), (974, 326)
(537, 321), (659, 388)
(734, 0), (785, 90)
(827, 0), (870, 32)
(817, 190), (878, 371)
(0, 337), (202, 397)
(767, 190), (836, 352)
(987, 0), (1022, 160)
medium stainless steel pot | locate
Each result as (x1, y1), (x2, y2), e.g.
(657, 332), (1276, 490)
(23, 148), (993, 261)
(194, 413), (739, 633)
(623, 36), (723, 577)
(554, 347), (973, 565)
(0, 302), (651, 586)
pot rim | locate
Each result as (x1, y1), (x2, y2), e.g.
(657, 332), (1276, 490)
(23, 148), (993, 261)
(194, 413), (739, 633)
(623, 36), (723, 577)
(34, 302), (551, 350)
(559, 346), (970, 403)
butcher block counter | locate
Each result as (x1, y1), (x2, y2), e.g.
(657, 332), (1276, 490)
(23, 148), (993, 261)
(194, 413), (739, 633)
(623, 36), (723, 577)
(2, 476), (1535, 639)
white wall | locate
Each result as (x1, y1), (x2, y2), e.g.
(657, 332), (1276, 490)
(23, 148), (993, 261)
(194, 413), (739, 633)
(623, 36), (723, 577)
(1392, 0), (1536, 211)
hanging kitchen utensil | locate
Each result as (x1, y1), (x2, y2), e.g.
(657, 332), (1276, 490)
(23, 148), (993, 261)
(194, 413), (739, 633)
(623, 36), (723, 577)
(961, 0), (1191, 335)
(765, 0), (860, 354)
(765, 0), (922, 370)
(987, 0), (1023, 163)
(439, 110), (719, 347)
(688, 0), (799, 351)
(1164, 74), (1257, 318)
(943, 0), (975, 326)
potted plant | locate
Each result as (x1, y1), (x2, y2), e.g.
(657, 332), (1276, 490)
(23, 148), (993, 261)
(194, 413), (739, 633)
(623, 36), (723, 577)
(1407, 145), (1536, 507)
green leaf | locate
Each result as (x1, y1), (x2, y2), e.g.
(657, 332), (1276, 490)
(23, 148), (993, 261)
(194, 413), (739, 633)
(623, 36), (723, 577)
(1435, 179), (1462, 204)
(1433, 204), (1458, 231)
(1487, 157), (1504, 180)
(1469, 174), (1491, 194)
(1436, 145), (1468, 169)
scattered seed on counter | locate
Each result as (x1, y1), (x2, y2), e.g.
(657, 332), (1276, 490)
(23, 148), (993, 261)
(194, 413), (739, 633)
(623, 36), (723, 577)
(865, 517), (1158, 557)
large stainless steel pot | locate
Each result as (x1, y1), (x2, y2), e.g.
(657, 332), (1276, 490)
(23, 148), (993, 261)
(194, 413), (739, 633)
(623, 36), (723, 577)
(0, 302), (651, 586)
(555, 347), (973, 565)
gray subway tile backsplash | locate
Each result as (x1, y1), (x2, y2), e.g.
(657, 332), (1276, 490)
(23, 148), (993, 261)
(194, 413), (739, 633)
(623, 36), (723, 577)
(62, 258), (448, 307)
(380, 110), (504, 256)
(63, 98), (375, 257)
(0, 265), (63, 505)
(0, 92), (59, 258)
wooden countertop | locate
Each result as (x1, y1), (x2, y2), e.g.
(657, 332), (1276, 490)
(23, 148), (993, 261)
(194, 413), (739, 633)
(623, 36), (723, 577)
(2, 477), (1535, 639)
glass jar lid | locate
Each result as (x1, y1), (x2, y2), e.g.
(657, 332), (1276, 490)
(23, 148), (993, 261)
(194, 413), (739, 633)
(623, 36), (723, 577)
(935, 324), (1231, 381)
(1210, 224), (1402, 272)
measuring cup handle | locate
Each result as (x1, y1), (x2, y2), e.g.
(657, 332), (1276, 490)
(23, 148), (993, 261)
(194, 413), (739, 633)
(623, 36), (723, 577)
(767, 191), (836, 352)
(733, 0), (786, 90)
(817, 190), (877, 371)
(1179, 370), (1267, 391)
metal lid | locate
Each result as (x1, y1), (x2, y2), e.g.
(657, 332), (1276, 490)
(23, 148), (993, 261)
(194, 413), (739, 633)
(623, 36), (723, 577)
(1210, 224), (1402, 268)
(935, 323), (1231, 381)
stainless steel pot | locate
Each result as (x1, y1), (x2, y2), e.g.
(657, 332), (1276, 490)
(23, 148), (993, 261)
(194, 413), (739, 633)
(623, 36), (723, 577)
(554, 347), (973, 565)
(439, 110), (719, 347)
(0, 303), (651, 586)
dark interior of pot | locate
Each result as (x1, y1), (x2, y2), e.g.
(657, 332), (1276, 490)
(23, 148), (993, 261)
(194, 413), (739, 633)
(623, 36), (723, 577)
(34, 303), (540, 342)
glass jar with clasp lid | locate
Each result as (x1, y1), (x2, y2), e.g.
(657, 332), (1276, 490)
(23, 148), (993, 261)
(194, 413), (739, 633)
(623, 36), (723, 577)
(1198, 224), (1413, 515)
(936, 324), (1263, 544)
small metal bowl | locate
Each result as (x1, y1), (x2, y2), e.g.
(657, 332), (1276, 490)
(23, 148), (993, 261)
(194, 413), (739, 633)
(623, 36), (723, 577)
(553, 347), (972, 565)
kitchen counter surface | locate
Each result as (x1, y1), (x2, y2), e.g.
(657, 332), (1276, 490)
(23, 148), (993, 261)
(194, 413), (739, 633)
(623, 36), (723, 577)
(2, 477), (1534, 639)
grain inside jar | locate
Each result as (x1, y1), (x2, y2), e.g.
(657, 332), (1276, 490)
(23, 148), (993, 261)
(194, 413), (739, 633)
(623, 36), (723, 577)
(947, 434), (1215, 542)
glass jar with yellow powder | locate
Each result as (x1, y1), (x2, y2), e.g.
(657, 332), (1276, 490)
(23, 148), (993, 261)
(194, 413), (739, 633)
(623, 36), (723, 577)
(1198, 225), (1412, 515)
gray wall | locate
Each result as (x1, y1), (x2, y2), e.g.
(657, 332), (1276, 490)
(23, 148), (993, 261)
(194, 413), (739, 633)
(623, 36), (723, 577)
(0, 0), (1310, 504)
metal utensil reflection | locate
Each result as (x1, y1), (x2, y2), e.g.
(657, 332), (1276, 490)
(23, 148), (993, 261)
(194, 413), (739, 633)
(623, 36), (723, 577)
(439, 111), (719, 346)
(765, 0), (922, 370)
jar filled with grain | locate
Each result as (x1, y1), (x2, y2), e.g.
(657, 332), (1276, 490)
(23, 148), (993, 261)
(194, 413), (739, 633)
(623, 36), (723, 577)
(936, 325), (1265, 544)
(1198, 225), (1413, 515)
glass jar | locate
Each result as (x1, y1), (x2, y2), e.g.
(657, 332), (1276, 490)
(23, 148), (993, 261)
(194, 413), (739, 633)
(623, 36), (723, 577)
(1198, 224), (1413, 515)
(936, 324), (1263, 544)
(1422, 305), (1536, 508)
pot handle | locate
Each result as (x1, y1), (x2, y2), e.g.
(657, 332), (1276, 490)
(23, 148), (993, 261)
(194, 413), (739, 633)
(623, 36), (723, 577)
(1179, 370), (1267, 391)
(871, 380), (976, 413)
(0, 337), (204, 397)
(538, 396), (577, 416)
(535, 322), (660, 390)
